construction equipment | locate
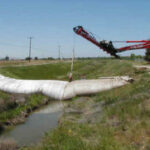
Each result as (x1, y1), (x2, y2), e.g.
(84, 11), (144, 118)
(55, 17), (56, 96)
(73, 26), (150, 58)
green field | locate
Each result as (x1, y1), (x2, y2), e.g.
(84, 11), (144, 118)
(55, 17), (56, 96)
(0, 58), (150, 150)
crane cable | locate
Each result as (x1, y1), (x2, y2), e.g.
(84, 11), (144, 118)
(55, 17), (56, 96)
(69, 33), (76, 82)
(60, 35), (76, 114)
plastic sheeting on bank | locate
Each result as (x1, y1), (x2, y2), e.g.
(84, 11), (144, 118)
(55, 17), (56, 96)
(0, 75), (133, 100)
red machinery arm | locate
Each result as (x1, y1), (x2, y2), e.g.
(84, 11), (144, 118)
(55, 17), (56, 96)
(73, 26), (119, 57)
(73, 26), (150, 57)
(118, 42), (150, 52)
(113, 40), (150, 43)
(73, 26), (102, 49)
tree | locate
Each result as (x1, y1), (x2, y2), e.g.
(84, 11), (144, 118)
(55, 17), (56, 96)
(34, 57), (38, 60)
(48, 57), (54, 60)
(130, 53), (136, 60)
(145, 48), (150, 62)
(5, 56), (9, 61)
(25, 57), (32, 61)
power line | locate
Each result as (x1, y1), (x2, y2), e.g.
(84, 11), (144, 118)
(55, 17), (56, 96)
(0, 41), (54, 51)
(0, 40), (62, 58)
(0, 42), (28, 48)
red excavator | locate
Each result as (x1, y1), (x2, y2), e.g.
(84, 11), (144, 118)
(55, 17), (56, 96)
(73, 26), (150, 58)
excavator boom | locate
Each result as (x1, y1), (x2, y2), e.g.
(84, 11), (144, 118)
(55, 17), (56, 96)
(73, 26), (119, 57)
(73, 26), (150, 58)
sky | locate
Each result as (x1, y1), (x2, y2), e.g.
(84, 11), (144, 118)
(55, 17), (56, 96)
(0, 0), (150, 59)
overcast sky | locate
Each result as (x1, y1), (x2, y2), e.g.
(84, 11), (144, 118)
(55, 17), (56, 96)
(0, 0), (150, 59)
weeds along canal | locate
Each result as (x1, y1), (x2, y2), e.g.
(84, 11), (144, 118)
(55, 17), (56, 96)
(0, 101), (65, 146)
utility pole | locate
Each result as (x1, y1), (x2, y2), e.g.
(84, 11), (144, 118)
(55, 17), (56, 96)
(58, 45), (61, 60)
(28, 37), (33, 62)
(73, 48), (75, 59)
(69, 48), (75, 82)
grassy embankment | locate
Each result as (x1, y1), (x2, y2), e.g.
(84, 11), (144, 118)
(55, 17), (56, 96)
(19, 59), (150, 150)
(0, 60), (96, 127)
(0, 60), (71, 128)
(0, 59), (67, 67)
(1, 59), (150, 149)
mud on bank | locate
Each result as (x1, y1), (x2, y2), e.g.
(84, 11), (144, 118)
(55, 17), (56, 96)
(0, 91), (51, 134)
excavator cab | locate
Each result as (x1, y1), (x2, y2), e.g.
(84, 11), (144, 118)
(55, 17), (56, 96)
(99, 40), (119, 58)
(99, 40), (114, 50)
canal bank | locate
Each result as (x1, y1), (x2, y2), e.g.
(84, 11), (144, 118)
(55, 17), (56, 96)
(0, 100), (66, 147)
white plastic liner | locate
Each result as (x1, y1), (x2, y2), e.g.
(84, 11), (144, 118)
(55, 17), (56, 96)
(134, 65), (150, 70)
(0, 75), (132, 100)
(63, 77), (132, 99)
(0, 75), (67, 100)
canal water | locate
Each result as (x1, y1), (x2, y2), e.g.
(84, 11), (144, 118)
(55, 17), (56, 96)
(0, 101), (65, 146)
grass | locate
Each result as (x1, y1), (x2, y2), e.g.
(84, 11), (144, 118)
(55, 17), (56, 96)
(0, 59), (65, 67)
(0, 60), (89, 80)
(0, 94), (48, 123)
(21, 59), (150, 150)
(0, 91), (10, 100)
(94, 72), (150, 149)
(0, 62), (71, 79)
(0, 58), (150, 149)
(23, 122), (134, 150)
(0, 139), (17, 150)
(0, 58), (136, 80)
